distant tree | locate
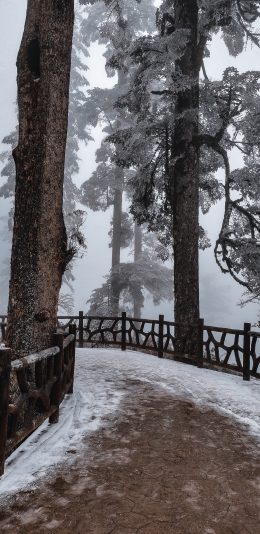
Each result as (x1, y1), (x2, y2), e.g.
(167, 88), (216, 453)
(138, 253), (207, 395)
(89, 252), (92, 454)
(87, 223), (173, 316)
(81, 0), (161, 315)
(81, 78), (132, 314)
(6, 0), (75, 355)
(59, 8), (90, 299)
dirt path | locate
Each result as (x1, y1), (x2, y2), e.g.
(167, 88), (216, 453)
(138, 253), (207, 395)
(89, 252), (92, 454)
(0, 379), (259, 533)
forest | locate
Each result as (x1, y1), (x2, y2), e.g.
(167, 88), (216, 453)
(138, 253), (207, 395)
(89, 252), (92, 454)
(1, 0), (260, 355)
(0, 2), (260, 531)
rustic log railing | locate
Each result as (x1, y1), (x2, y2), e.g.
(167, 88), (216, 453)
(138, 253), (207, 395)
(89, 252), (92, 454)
(38, 311), (260, 380)
(0, 324), (76, 476)
(0, 313), (259, 475)
(1, 312), (260, 383)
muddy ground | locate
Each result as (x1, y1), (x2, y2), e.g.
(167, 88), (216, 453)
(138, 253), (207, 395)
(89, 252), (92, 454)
(0, 379), (259, 533)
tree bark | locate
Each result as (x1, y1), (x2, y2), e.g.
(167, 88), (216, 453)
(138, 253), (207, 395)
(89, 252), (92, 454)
(111, 167), (123, 315)
(171, 0), (200, 338)
(133, 222), (143, 318)
(6, 0), (74, 356)
(110, 68), (127, 316)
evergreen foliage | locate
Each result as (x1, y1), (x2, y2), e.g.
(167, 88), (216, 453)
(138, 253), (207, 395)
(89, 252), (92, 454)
(80, 0), (173, 316)
(103, 0), (260, 306)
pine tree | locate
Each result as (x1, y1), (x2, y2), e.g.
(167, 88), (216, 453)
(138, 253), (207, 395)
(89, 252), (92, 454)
(0, 5), (89, 316)
(87, 224), (173, 316)
(81, 0), (170, 316)
(106, 0), (260, 334)
(6, 0), (75, 355)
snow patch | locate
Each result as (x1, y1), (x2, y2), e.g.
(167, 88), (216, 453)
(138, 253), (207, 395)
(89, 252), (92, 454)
(0, 347), (259, 501)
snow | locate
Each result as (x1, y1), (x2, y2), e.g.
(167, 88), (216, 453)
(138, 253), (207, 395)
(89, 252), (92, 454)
(12, 346), (60, 370)
(0, 347), (259, 500)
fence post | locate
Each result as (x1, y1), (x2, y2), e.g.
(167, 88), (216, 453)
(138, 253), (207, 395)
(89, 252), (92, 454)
(121, 312), (126, 351)
(0, 348), (11, 476)
(68, 324), (76, 394)
(0, 322), (6, 342)
(158, 314), (164, 358)
(78, 311), (84, 348)
(49, 332), (64, 424)
(243, 322), (251, 381)
(197, 318), (204, 368)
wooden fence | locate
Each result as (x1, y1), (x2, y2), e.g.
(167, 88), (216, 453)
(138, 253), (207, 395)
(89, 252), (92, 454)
(39, 311), (260, 380)
(1, 313), (260, 380)
(0, 312), (259, 474)
(0, 324), (76, 476)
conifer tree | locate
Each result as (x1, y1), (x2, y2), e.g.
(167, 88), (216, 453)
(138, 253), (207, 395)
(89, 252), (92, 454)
(80, 0), (172, 316)
(6, 0), (75, 354)
(0, 5), (89, 316)
(107, 0), (260, 332)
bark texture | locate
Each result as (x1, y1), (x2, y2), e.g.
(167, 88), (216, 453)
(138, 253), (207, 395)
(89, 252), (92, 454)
(133, 223), (142, 318)
(6, 0), (74, 356)
(110, 69), (128, 316)
(171, 0), (200, 329)
(111, 167), (123, 315)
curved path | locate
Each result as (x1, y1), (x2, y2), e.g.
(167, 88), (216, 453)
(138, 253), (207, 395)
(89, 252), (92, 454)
(0, 349), (259, 533)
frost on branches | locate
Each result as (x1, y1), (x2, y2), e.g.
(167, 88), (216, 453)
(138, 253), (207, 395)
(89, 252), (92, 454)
(104, 0), (260, 320)
(80, 0), (173, 317)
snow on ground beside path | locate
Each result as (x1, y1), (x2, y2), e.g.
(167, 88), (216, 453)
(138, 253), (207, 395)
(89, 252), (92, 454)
(0, 347), (259, 500)
(102, 348), (260, 437)
(0, 351), (127, 499)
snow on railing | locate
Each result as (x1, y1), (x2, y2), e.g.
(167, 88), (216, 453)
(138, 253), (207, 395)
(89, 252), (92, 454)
(0, 326), (76, 477)
(0, 312), (259, 476)
(55, 311), (260, 380)
(1, 312), (260, 379)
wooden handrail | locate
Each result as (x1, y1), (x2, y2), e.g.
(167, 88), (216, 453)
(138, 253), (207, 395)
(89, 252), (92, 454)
(11, 346), (60, 370)
(0, 331), (76, 476)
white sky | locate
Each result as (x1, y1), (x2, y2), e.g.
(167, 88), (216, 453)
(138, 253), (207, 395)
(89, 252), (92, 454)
(0, 1), (260, 327)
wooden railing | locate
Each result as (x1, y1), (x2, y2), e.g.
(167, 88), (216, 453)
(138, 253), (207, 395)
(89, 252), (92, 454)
(0, 324), (76, 476)
(1, 311), (259, 384)
(0, 312), (259, 475)
(45, 311), (260, 380)
(0, 315), (7, 342)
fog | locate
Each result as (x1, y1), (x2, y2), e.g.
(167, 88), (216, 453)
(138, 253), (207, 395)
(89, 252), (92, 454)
(0, 0), (259, 327)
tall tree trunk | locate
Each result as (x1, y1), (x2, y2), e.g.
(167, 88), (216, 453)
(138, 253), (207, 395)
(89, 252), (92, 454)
(6, 0), (74, 356)
(110, 69), (126, 316)
(133, 222), (143, 318)
(171, 0), (200, 339)
(111, 167), (123, 315)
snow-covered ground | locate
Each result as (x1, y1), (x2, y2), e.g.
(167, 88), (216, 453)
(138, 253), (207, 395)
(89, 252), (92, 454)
(0, 347), (259, 499)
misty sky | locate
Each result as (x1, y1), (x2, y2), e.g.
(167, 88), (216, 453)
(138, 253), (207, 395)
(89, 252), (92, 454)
(0, 0), (260, 328)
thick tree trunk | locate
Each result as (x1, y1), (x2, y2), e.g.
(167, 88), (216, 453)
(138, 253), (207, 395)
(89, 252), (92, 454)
(111, 167), (123, 315)
(133, 223), (143, 318)
(6, 0), (74, 356)
(171, 0), (200, 340)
